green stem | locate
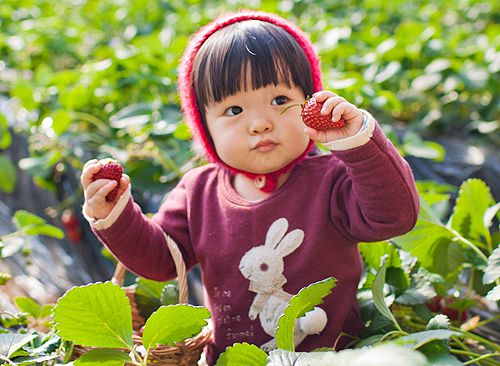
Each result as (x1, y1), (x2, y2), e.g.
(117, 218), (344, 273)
(451, 326), (500, 352)
(475, 314), (500, 329)
(467, 268), (475, 298)
(464, 353), (500, 365)
(449, 228), (488, 263)
(0, 354), (17, 365)
(377, 330), (407, 343)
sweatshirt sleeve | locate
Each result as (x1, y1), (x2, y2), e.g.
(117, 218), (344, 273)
(328, 116), (419, 242)
(91, 177), (196, 281)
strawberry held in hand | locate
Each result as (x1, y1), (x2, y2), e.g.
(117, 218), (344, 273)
(92, 160), (123, 202)
(301, 97), (346, 131)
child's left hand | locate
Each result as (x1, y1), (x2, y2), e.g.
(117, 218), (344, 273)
(304, 90), (364, 143)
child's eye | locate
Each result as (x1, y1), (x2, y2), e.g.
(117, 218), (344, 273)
(224, 106), (243, 116)
(272, 95), (288, 106)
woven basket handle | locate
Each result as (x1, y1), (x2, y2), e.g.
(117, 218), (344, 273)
(111, 233), (189, 304)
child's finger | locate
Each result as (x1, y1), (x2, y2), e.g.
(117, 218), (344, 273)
(81, 162), (102, 189)
(312, 90), (337, 102)
(91, 180), (118, 202)
(85, 179), (113, 200)
(321, 96), (346, 115)
(331, 101), (353, 122)
(117, 175), (130, 197)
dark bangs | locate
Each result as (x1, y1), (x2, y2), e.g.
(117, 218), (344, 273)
(192, 20), (314, 113)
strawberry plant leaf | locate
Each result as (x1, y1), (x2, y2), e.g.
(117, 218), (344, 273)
(40, 304), (54, 318)
(53, 282), (133, 349)
(372, 255), (402, 331)
(0, 114), (11, 149)
(419, 341), (462, 366)
(215, 342), (267, 366)
(485, 285), (500, 302)
(359, 241), (402, 269)
(0, 154), (16, 193)
(483, 245), (500, 284)
(12, 211), (64, 239)
(12, 354), (59, 365)
(134, 278), (178, 319)
(0, 333), (37, 358)
(268, 344), (429, 366)
(450, 179), (494, 246)
(396, 272), (436, 305)
(24, 224), (64, 239)
(393, 329), (460, 349)
(276, 277), (336, 352)
(14, 297), (41, 318)
(141, 304), (210, 351)
(74, 349), (132, 366)
(392, 199), (466, 281)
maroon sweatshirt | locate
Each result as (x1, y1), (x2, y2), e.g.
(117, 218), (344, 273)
(92, 122), (419, 364)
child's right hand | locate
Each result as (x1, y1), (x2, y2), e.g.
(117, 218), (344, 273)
(81, 159), (130, 220)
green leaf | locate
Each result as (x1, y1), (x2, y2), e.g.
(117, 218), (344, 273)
(15, 354), (59, 366)
(403, 133), (445, 162)
(141, 304), (210, 351)
(484, 202), (500, 229)
(215, 342), (267, 366)
(276, 277), (336, 352)
(483, 245), (500, 284)
(0, 154), (16, 193)
(40, 304), (54, 318)
(450, 179), (494, 245)
(372, 255), (401, 331)
(267, 344), (429, 366)
(52, 109), (72, 136)
(53, 282), (133, 349)
(359, 241), (402, 269)
(394, 330), (460, 349)
(392, 200), (465, 281)
(25, 224), (65, 239)
(12, 211), (64, 239)
(485, 285), (500, 301)
(14, 297), (41, 318)
(0, 114), (11, 149)
(419, 341), (462, 366)
(74, 348), (132, 366)
(134, 278), (178, 319)
(0, 333), (36, 358)
(396, 272), (436, 305)
(13, 211), (46, 229)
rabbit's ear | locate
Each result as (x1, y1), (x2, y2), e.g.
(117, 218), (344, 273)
(265, 218), (289, 249)
(275, 229), (304, 257)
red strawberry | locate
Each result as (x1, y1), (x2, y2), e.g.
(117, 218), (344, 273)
(301, 97), (346, 131)
(92, 160), (123, 202)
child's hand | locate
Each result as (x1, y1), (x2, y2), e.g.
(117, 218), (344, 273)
(304, 90), (364, 143)
(81, 159), (130, 220)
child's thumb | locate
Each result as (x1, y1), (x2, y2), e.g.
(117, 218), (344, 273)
(118, 174), (130, 196)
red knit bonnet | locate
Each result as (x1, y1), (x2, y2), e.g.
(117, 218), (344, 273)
(178, 11), (323, 192)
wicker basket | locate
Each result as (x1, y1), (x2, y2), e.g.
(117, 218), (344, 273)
(71, 234), (212, 366)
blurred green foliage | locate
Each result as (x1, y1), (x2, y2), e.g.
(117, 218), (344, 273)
(0, 0), (498, 195)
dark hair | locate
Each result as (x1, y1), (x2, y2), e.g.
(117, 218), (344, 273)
(191, 20), (314, 116)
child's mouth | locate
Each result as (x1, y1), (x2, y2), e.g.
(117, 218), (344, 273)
(253, 139), (278, 152)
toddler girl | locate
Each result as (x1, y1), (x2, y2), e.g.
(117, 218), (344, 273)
(81, 11), (419, 365)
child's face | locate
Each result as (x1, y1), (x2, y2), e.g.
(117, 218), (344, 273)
(205, 82), (310, 174)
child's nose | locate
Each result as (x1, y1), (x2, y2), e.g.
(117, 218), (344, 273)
(249, 115), (273, 135)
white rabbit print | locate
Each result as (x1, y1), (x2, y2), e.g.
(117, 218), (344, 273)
(238, 218), (328, 352)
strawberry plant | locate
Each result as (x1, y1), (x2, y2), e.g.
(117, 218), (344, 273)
(52, 282), (210, 365)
